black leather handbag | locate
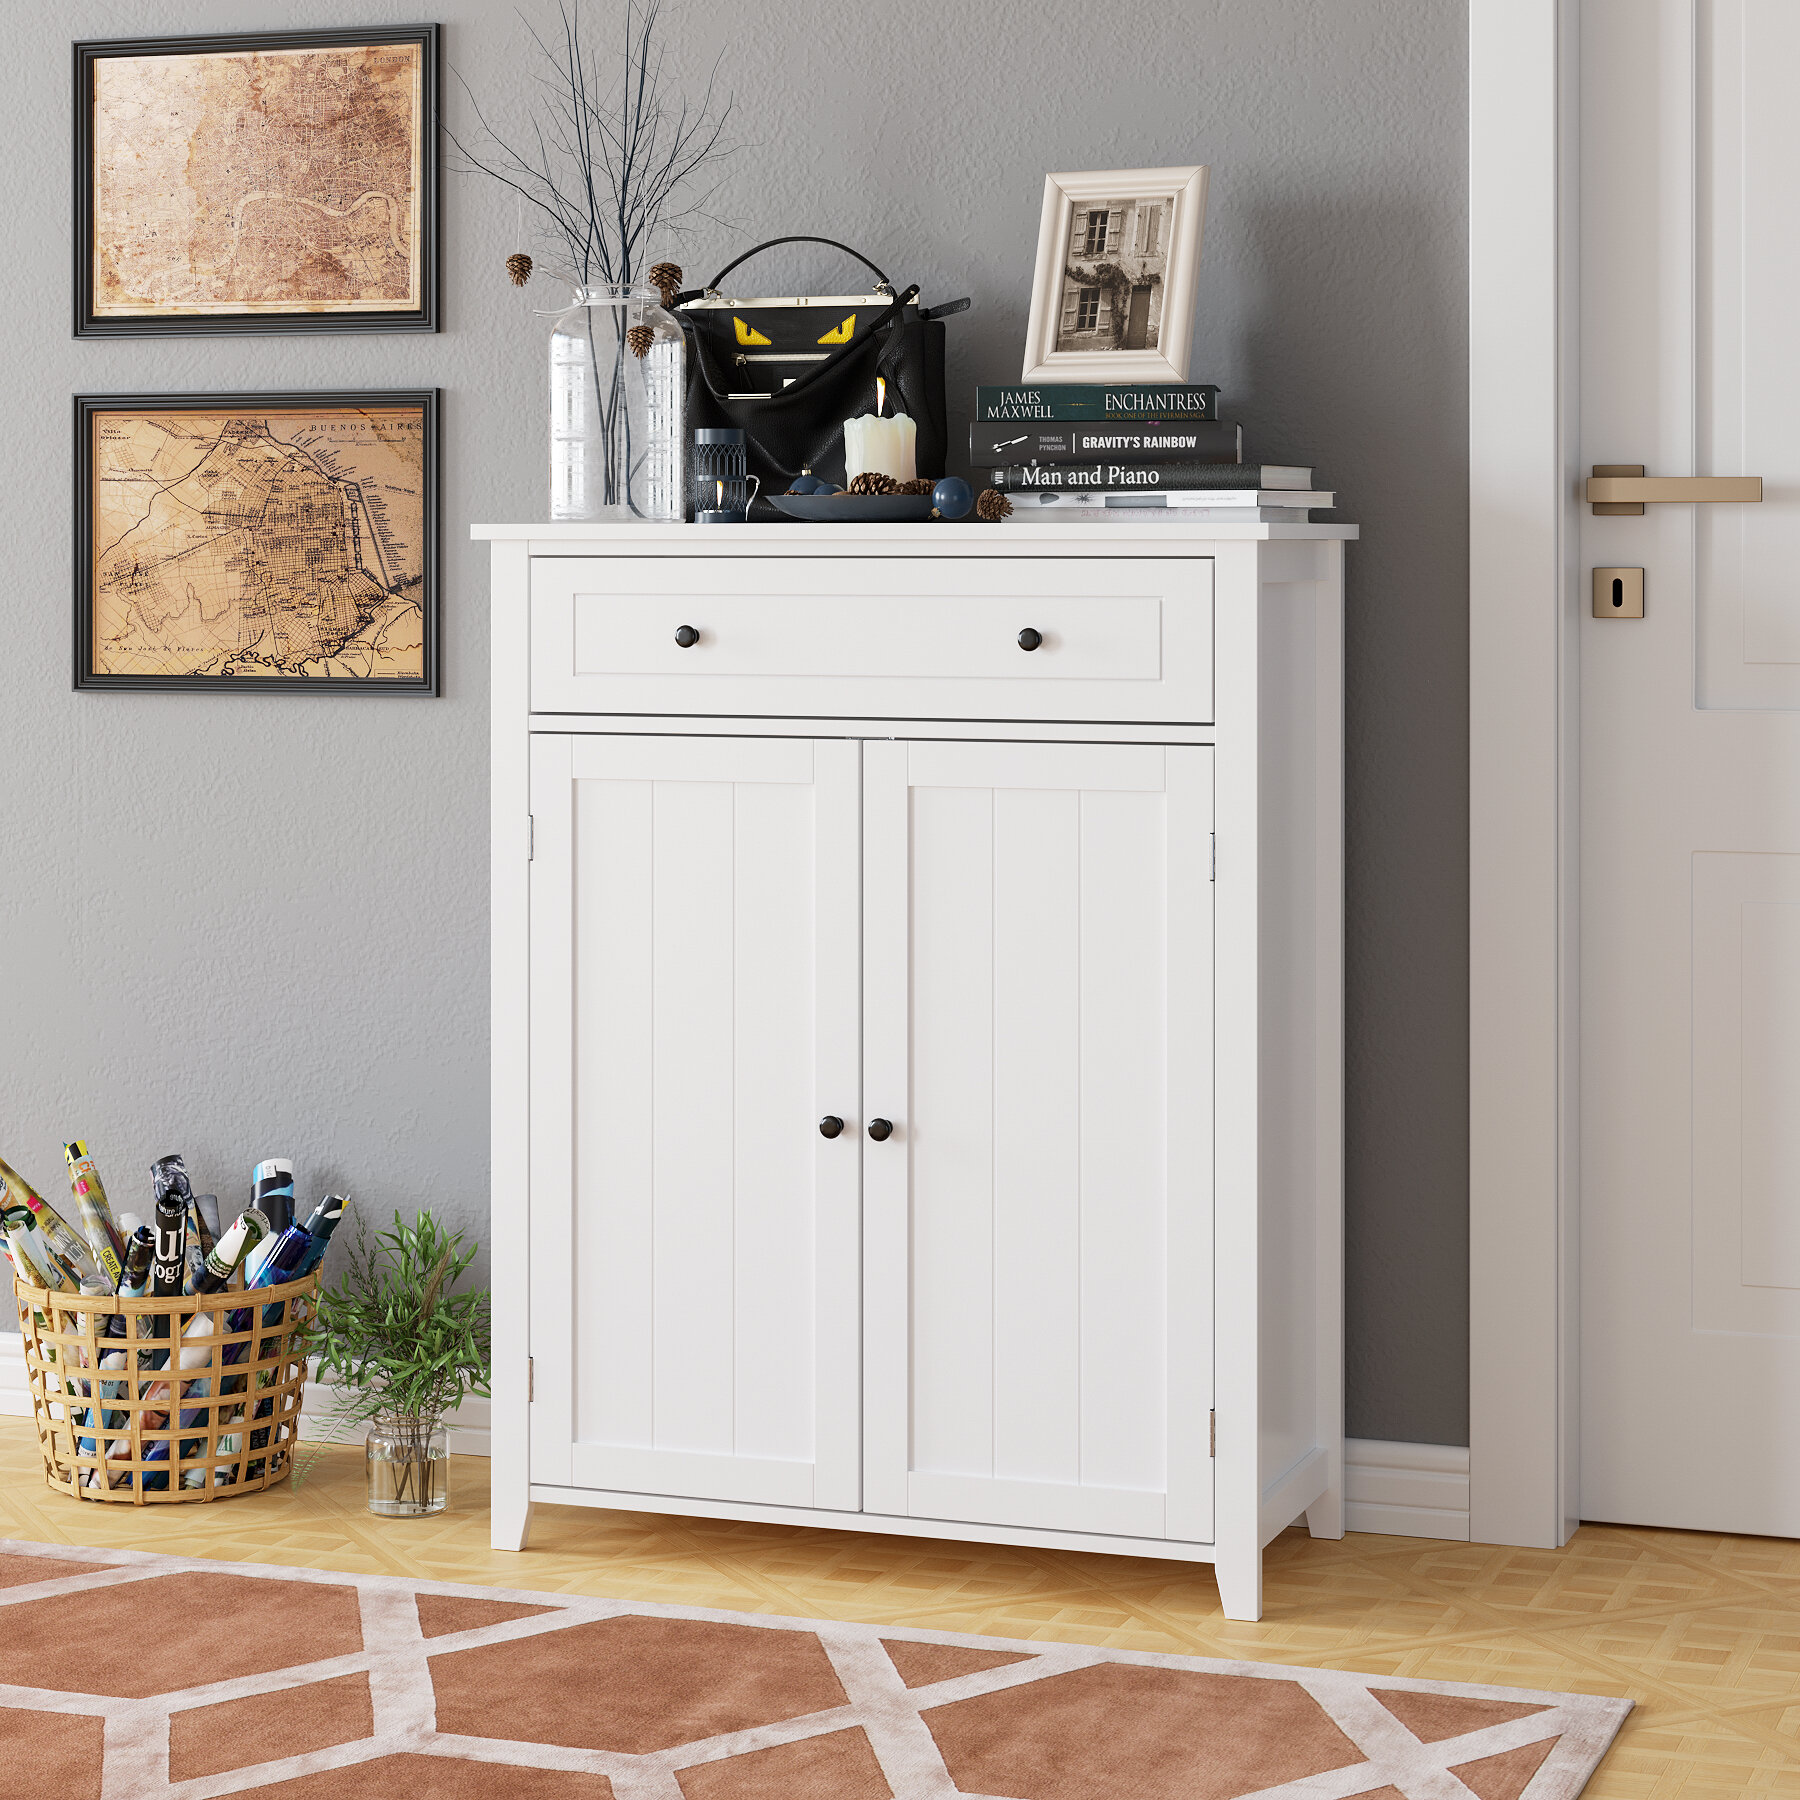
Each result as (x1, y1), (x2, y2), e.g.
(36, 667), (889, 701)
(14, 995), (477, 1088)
(674, 237), (967, 508)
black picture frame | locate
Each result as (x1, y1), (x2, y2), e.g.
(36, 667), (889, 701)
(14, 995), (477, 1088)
(74, 25), (440, 338)
(74, 390), (440, 696)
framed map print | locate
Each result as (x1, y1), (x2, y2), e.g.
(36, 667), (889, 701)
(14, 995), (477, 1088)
(75, 392), (439, 695)
(74, 26), (439, 336)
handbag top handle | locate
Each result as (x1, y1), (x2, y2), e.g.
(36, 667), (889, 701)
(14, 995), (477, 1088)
(678, 237), (894, 303)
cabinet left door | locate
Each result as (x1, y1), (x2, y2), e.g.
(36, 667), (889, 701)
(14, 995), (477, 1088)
(527, 734), (863, 1510)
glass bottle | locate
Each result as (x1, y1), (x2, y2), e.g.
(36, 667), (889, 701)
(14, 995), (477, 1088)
(549, 283), (687, 522)
(366, 1415), (448, 1516)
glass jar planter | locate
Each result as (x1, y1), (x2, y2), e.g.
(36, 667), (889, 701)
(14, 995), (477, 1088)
(549, 284), (686, 522)
(366, 1416), (448, 1517)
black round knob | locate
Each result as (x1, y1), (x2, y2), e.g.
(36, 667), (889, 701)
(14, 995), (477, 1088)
(674, 625), (700, 648)
(1017, 627), (1043, 651)
(818, 1116), (844, 1139)
(867, 1117), (894, 1142)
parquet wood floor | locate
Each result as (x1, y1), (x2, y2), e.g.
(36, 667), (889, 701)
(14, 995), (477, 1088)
(2, 1418), (1794, 1796)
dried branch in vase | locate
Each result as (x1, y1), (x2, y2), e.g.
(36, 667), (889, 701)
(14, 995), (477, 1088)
(445, 0), (740, 291)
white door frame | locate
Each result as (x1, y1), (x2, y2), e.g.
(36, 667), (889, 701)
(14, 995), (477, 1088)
(1468, 0), (1582, 1547)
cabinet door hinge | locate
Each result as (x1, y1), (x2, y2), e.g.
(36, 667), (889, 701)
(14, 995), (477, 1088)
(528, 1356), (535, 1402)
(1210, 833), (1216, 882)
(1209, 1409), (1216, 1457)
(528, 815), (535, 861)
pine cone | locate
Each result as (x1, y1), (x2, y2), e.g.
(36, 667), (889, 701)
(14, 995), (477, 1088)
(648, 261), (684, 307)
(627, 324), (655, 359)
(505, 252), (533, 287)
(895, 478), (935, 495)
(975, 488), (1014, 522)
(847, 471), (901, 496)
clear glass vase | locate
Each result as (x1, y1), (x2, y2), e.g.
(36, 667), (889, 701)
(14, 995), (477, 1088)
(549, 283), (687, 522)
(366, 1416), (448, 1516)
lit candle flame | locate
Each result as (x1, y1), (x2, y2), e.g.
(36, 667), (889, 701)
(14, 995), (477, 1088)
(716, 479), (724, 509)
(876, 376), (886, 416)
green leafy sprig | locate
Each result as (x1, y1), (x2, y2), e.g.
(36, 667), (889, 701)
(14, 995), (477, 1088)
(297, 1210), (491, 1483)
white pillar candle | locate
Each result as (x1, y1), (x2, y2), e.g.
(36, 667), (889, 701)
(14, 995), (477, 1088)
(843, 410), (917, 482)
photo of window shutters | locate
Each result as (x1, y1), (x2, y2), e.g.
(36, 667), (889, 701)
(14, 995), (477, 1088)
(1107, 207), (1123, 252)
(1061, 286), (1081, 334)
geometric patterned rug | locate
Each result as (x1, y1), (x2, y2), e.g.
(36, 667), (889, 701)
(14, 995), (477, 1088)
(0, 1540), (1632, 1800)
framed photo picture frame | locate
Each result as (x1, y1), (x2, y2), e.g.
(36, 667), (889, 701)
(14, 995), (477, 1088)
(74, 25), (440, 337)
(1020, 165), (1209, 384)
(74, 390), (440, 695)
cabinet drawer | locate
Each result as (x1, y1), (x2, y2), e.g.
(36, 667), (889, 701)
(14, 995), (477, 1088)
(529, 556), (1212, 722)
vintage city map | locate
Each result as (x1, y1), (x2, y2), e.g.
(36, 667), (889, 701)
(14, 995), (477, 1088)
(91, 41), (422, 316)
(90, 407), (427, 682)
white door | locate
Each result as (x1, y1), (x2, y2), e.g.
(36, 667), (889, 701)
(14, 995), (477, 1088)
(862, 740), (1214, 1542)
(1581, 0), (1800, 1533)
(528, 734), (862, 1509)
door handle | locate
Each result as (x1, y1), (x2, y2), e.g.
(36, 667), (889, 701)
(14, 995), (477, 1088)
(1587, 464), (1762, 515)
(867, 1118), (893, 1142)
(818, 1116), (844, 1139)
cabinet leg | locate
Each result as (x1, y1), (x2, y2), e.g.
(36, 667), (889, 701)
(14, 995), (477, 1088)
(1306, 1478), (1345, 1541)
(1212, 1547), (1263, 1622)
(491, 1495), (534, 1553)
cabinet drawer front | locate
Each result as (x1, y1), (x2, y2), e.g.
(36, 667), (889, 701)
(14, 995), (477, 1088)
(531, 556), (1212, 722)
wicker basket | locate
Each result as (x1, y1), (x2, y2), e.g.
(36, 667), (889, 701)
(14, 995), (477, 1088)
(13, 1271), (318, 1504)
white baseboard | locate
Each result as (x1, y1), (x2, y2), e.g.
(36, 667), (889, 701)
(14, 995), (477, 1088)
(0, 1333), (25, 1420)
(2, 1335), (1462, 1535)
(1345, 1437), (1471, 1539)
(0, 1332), (490, 1457)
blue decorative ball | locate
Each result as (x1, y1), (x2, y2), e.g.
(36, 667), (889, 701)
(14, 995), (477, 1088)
(931, 476), (974, 520)
(787, 473), (829, 495)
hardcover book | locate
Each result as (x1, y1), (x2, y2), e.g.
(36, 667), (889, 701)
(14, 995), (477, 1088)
(970, 420), (1241, 464)
(1007, 495), (1318, 521)
(986, 461), (1314, 492)
(975, 383), (1221, 421)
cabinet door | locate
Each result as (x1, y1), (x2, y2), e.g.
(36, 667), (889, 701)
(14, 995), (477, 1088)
(863, 741), (1214, 1543)
(528, 734), (861, 1509)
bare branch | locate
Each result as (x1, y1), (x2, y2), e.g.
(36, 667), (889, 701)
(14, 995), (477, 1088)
(446, 0), (741, 291)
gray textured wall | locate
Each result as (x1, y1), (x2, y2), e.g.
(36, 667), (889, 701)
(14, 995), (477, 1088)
(0, 0), (1468, 1445)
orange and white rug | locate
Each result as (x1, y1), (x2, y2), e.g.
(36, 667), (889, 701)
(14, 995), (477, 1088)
(0, 1539), (1630, 1799)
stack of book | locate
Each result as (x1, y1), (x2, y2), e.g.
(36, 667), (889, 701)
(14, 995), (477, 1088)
(972, 384), (1329, 521)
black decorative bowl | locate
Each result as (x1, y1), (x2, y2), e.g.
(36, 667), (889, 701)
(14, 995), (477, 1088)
(767, 492), (937, 523)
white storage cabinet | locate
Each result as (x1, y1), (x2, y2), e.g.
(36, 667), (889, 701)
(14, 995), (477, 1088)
(480, 521), (1352, 1622)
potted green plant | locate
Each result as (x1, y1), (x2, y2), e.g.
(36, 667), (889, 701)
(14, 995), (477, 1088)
(302, 1210), (490, 1516)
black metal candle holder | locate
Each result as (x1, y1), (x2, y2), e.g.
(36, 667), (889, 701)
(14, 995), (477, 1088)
(693, 427), (749, 522)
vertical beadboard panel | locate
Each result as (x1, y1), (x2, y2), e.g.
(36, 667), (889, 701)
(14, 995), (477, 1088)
(732, 779), (819, 1464)
(992, 788), (1083, 1486)
(1079, 787), (1170, 1494)
(908, 784), (997, 1479)
(650, 780), (739, 1454)
(576, 777), (656, 1451)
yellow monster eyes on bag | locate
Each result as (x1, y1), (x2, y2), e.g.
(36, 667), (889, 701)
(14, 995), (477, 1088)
(817, 313), (856, 345)
(733, 316), (772, 346)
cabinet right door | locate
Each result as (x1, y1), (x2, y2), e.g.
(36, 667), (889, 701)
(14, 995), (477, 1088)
(862, 740), (1214, 1543)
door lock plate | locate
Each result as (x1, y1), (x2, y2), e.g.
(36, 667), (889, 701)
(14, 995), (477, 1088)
(1593, 567), (1644, 618)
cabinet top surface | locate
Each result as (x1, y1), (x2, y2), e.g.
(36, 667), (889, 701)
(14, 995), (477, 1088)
(471, 521), (1357, 548)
